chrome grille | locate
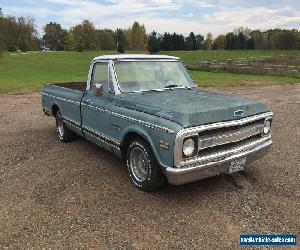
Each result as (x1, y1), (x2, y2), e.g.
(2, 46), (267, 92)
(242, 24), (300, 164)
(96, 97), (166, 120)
(198, 121), (264, 150)
(197, 119), (265, 158)
(199, 134), (263, 158)
(174, 112), (273, 167)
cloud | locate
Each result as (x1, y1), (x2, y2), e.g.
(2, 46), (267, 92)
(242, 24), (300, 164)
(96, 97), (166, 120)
(183, 13), (194, 18)
(2, 6), (57, 18)
(98, 15), (203, 34)
(2, 0), (300, 36)
(202, 6), (300, 35)
(52, 0), (184, 31)
(45, 0), (90, 6)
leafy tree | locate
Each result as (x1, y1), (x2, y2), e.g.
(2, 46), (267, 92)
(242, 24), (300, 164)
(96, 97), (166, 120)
(225, 32), (236, 50)
(185, 32), (196, 50)
(171, 33), (184, 50)
(161, 32), (170, 50)
(115, 28), (125, 53)
(77, 38), (85, 52)
(148, 31), (160, 53)
(81, 20), (96, 49)
(70, 20), (96, 51)
(195, 34), (204, 49)
(235, 27), (250, 49)
(212, 35), (226, 50)
(203, 32), (213, 50)
(0, 14), (39, 51)
(274, 30), (298, 50)
(43, 22), (67, 50)
(96, 29), (115, 50)
(1, 12), (300, 52)
(160, 32), (186, 51)
(249, 30), (264, 49)
(70, 25), (84, 51)
(125, 21), (147, 50)
(17, 37), (29, 52)
(17, 17), (37, 51)
(177, 34), (185, 50)
(3, 16), (19, 51)
(237, 32), (247, 49)
(246, 37), (255, 49)
(64, 32), (74, 50)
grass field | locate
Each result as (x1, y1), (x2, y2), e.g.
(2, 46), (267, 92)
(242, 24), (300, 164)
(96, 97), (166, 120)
(162, 50), (300, 64)
(0, 50), (299, 93)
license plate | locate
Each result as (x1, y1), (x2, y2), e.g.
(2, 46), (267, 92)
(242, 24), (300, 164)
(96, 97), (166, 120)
(229, 157), (247, 174)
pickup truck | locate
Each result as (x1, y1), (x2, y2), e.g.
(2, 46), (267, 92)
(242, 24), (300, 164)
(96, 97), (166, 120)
(42, 54), (273, 191)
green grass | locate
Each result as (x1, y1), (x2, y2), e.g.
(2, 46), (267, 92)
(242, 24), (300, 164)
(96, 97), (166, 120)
(162, 50), (300, 64)
(0, 50), (299, 94)
(191, 70), (300, 87)
(0, 51), (112, 93)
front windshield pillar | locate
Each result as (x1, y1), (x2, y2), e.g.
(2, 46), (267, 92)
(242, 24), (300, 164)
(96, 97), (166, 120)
(110, 60), (122, 95)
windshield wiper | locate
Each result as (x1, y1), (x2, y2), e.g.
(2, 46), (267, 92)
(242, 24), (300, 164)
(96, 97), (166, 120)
(129, 89), (163, 93)
(163, 84), (192, 89)
(163, 84), (183, 88)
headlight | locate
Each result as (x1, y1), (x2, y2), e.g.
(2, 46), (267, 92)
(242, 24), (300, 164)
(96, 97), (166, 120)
(182, 137), (198, 157)
(263, 119), (272, 135)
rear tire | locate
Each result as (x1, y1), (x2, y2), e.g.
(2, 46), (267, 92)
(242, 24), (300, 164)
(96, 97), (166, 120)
(126, 138), (166, 192)
(55, 110), (77, 142)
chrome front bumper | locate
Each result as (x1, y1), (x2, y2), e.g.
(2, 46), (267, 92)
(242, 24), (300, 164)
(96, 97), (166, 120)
(166, 139), (272, 185)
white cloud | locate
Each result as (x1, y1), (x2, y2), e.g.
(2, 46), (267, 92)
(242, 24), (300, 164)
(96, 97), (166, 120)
(2, 6), (56, 18)
(98, 16), (203, 34)
(183, 13), (194, 17)
(202, 6), (300, 35)
(52, 0), (184, 31)
(2, 0), (300, 36)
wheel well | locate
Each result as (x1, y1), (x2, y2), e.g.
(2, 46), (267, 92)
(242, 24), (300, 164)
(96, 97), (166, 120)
(51, 104), (59, 117)
(121, 132), (149, 159)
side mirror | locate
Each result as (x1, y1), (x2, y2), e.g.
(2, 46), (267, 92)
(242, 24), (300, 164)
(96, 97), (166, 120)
(93, 83), (103, 96)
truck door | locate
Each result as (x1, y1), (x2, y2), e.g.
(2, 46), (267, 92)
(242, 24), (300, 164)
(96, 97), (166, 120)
(81, 61), (116, 151)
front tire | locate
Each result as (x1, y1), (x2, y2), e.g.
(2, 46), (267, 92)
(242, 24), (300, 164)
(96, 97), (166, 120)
(55, 110), (77, 142)
(126, 138), (166, 191)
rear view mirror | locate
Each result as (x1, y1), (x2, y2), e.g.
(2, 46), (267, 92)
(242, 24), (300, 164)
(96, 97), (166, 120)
(93, 83), (103, 96)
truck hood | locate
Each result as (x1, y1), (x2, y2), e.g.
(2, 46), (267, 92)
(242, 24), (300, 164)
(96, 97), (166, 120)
(116, 88), (269, 127)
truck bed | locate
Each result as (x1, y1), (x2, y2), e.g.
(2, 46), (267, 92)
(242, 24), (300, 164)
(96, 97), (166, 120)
(42, 82), (86, 120)
(50, 82), (86, 92)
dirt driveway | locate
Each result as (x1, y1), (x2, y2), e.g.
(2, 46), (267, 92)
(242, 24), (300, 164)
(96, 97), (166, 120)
(0, 85), (299, 249)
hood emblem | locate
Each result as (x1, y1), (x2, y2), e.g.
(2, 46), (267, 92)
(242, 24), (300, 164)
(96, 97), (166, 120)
(234, 109), (244, 117)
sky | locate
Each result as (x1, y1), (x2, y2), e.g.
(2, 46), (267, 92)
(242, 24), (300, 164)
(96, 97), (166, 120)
(1, 0), (300, 37)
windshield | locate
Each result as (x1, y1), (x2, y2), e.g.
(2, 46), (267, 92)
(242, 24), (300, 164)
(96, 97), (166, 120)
(114, 61), (196, 92)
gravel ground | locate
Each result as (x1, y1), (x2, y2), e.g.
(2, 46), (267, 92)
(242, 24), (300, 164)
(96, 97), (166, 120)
(0, 85), (299, 249)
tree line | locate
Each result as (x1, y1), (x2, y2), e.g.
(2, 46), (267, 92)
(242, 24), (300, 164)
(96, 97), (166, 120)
(0, 8), (299, 53)
(0, 8), (40, 52)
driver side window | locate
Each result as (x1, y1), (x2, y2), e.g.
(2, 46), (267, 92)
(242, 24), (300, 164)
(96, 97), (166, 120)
(91, 62), (112, 94)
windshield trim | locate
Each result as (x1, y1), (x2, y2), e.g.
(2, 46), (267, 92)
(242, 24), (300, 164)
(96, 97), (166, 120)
(112, 60), (196, 93)
(126, 85), (197, 94)
(114, 59), (180, 62)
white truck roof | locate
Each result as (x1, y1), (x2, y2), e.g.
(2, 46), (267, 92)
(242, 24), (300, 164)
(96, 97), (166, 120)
(93, 54), (180, 61)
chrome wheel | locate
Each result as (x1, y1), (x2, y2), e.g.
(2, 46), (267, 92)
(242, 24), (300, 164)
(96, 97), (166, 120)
(129, 147), (149, 182)
(56, 115), (64, 139)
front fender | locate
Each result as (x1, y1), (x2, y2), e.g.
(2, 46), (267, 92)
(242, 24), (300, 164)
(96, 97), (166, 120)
(120, 125), (176, 170)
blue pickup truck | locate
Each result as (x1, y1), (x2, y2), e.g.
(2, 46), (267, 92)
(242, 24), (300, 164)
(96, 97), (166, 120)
(42, 54), (273, 191)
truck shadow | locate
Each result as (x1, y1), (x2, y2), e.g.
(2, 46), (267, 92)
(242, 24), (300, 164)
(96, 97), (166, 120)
(41, 129), (260, 203)
(101, 136), (257, 188)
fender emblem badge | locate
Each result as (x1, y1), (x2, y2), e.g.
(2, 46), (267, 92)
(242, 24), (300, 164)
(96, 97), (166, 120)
(160, 140), (169, 150)
(234, 109), (244, 117)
